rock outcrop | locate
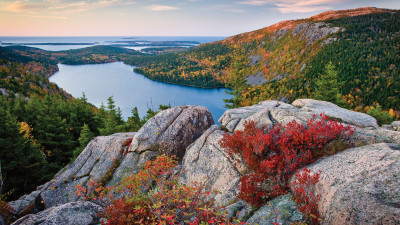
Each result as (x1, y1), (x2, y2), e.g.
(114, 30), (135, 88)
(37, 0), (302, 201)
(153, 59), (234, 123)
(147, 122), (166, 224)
(181, 125), (243, 206)
(246, 194), (303, 225)
(9, 132), (137, 216)
(9, 100), (400, 225)
(182, 99), (400, 224)
(292, 22), (341, 46)
(10, 105), (213, 219)
(392, 121), (400, 131)
(12, 201), (102, 225)
(291, 143), (400, 225)
(245, 72), (268, 86)
(292, 99), (378, 128)
(129, 105), (213, 159)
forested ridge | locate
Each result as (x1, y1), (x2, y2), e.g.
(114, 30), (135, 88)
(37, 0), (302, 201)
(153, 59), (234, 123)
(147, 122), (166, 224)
(134, 7), (400, 116)
(0, 46), (167, 201)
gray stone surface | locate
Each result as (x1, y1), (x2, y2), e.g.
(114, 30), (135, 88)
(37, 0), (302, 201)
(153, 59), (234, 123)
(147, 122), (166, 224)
(0, 88), (8, 96)
(199, 99), (399, 211)
(245, 72), (268, 86)
(10, 105), (214, 216)
(292, 99), (379, 128)
(246, 194), (303, 225)
(8, 191), (41, 215)
(130, 105), (214, 159)
(382, 124), (394, 131)
(224, 201), (251, 222)
(392, 121), (400, 131)
(0, 216), (5, 225)
(181, 125), (244, 206)
(11, 201), (102, 225)
(292, 22), (340, 45)
(291, 143), (400, 225)
(38, 132), (135, 209)
(248, 55), (262, 66)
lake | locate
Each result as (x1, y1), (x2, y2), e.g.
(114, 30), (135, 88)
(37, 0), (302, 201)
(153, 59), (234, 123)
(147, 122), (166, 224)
(49, 62), (231, 123)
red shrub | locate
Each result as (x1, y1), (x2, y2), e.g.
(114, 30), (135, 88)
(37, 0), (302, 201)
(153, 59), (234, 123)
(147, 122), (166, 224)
(76, 155), (240, 225)
(292, 168), (322, 225)
(0, 200), (13, 224)
(219, 114), (354, 206)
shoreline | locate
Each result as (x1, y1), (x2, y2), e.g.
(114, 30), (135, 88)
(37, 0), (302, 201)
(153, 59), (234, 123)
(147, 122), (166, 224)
(50, 61), (231, 91)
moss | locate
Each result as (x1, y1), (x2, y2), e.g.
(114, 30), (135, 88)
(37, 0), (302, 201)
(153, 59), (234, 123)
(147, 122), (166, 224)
(220, 124), (229, 132)
(97, 158), (122, 186)
(319, 138), (353, 157)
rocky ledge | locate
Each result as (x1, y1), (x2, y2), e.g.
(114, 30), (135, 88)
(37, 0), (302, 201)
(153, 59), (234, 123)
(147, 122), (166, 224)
(8, 100), (400, 225)
(182, 99), (400, 224)
(9, 105), (213, 224)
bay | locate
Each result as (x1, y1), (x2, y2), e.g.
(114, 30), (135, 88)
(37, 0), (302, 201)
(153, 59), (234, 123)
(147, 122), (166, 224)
(0, 36), (225, 51)
(49, 62), (231, 123)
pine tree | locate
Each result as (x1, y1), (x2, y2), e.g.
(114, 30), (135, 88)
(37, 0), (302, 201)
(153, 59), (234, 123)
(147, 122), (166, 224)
(72, 123), (95, 159)
(126, 107), (144, 132)
(314, 62), (346, 106)
(99, 96), (124, 135)
(0, 99), (47, 200)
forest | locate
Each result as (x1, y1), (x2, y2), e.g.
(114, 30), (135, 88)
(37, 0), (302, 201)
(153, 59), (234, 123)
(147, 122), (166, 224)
(133, 10), (400, 117)
(0, 47), (169, 200)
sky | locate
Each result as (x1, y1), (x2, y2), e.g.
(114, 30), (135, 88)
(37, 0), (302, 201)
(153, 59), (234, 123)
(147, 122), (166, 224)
(0, 0), (399, 36)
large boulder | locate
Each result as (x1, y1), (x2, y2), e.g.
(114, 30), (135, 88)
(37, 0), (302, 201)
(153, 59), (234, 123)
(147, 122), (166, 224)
(9, 105), (214, 217)
(246, 194), (303, 225)
(130, 105), (213, 159)
(181, 125), (244, 206)
(183, 99), (399, 224)
(9, 132), (136, 214)
(292, 99), (378, 128)
(11, 201), (102, 225)
(290, 143), (400, 225)
(392, 121), (400, 131)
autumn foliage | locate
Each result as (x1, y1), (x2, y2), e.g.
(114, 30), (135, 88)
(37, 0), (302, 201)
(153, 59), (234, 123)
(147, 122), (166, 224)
(292, 168), (322, 225)
(219, 114), (354, 206)
(0, 200), (13, 224)
(76, 155), (239, 225)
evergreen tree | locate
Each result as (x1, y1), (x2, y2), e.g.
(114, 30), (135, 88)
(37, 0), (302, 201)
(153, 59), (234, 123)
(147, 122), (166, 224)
(314, 62), (346, 107)
(72, 123), (95, 160)
(0, 98), (47, 200)
(125, 107), (144, 132)
(99, 96), (124, 135)
(144, 108), (157, 121)
(224, 63), (247, 109)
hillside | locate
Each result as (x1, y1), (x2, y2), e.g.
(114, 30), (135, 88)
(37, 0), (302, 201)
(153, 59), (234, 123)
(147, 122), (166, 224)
(0, 46), (152, 202)
(135, 7), (400, 113)
(0, 45), (143, 99)
(0, 46), (69, 98)
(7, 100), (400, 224)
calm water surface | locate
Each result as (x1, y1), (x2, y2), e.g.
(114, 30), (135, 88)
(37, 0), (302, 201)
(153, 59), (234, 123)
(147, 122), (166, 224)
(49, 62), (231, 123)
(0, 36), (225, 51)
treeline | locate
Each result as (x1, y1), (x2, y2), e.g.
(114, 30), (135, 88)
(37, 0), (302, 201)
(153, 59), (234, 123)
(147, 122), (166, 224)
(0, 47), (68, 98)
(221, 11), (400, 115)
(128, 43), (233, 88)
(0, 93), (168, 201)
(53, 45), (142, 65)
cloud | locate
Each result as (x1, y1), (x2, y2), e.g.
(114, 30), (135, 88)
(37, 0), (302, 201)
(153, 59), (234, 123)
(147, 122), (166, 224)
(146, 5), (179, 11)
(225, 8), (245, 13)
(24, 14), (68, 19)
(238, 0), (340, 13)
(0, 0), (134, 14)
(1, 1), (41, 13)
(238, 0), (268, 6)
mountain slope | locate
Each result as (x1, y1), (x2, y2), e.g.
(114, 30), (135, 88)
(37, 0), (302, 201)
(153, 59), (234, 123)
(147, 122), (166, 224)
(135, 7), (400, 113)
